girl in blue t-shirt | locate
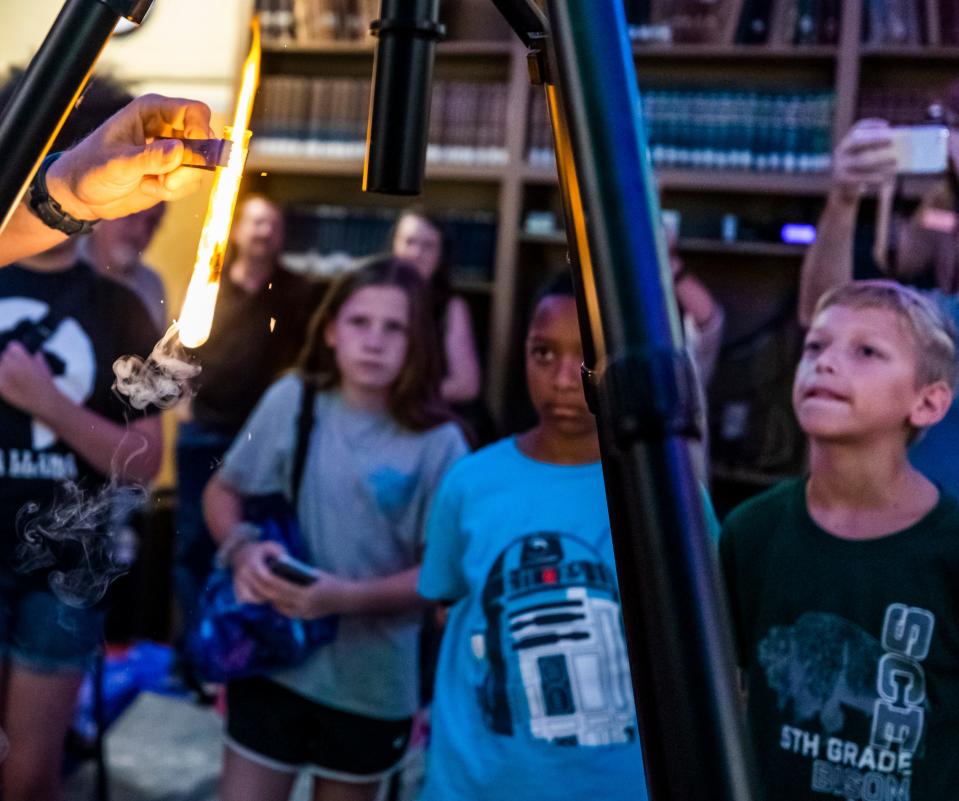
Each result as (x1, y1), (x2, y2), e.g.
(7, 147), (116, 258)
(204, 257), (467, 801)
(418, 273), (651, 801)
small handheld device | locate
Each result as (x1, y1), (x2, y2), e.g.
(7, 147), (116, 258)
(889, 125), (949, 174)
(267, 554), (319, 586)
(157, 137), (233, 170)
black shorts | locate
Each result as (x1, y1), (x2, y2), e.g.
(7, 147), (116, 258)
(225, 675), (413, 781)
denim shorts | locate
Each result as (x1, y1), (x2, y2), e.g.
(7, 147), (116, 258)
(0, 569), (104, 673)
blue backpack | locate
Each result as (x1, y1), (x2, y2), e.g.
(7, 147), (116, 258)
(186, 379), (337, 682)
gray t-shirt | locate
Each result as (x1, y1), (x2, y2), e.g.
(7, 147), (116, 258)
(219, 373), (468, 719)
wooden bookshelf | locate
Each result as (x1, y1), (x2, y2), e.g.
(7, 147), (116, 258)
(248, 0), (959, 487)
(520, 165), (832, 195)
(632, 44), (837, 61)
(262, 39), (514, 57)
(247, 153), (507, 183)
(859, 45), (959, 60)
(519, 232), (806, 259)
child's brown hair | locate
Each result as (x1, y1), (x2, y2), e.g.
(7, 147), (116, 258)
(297, 255), (453, 431)
(812, 280), (958, 392)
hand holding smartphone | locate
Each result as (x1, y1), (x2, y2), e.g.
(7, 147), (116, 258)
(266, 554), (320, 586)
(888, 125), (950, 175)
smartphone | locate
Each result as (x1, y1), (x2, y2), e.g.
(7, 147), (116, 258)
(889, 125), (949, 174)
(267, 554), (319, 586)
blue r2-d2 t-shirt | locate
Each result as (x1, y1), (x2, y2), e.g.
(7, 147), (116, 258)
(418, 437), (652, 801)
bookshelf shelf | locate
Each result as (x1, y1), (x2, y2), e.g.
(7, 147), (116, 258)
(519, 232), (566, 246)
(296, 271), (494, 295)
(657, 169), (832, 195)
(859, 46), (959, 61)
(247, 153), (506, 183)
(262, 39), (513, 57)
(678, 239), (807, 258)
(263, 40), (373, 55)
(519, 232), (807, 259)
(632, 44), (837, 61)
(520, 164), (832, 196)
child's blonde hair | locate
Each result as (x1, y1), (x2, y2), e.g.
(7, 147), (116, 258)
(813, 280), (958, 392)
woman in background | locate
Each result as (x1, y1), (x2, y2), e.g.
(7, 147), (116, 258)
(390, 209), (483, 407)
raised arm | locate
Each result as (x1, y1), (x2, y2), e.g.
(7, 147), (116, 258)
(0, 341), (161, 483)
(0, 94), (212, 268)
(440, 296), (482, 403)
(798, 119), (898, 327)
(893, 135), (959, 281)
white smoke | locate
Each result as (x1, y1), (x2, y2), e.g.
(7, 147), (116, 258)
(16, 480), (146, 609)
(112, 322), (201, 410)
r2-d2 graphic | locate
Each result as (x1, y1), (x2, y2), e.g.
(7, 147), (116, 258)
(475, 532), (637, 747)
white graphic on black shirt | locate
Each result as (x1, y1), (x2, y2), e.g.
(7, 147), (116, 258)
(758, 606), (934, 800)
(0, 297), (95, 450)
(473, 532), (637, 747)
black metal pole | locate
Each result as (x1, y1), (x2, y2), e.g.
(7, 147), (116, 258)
(363, 0), (444, 196)
(533, 2), (757, 799)
(0, 0), (154, 233)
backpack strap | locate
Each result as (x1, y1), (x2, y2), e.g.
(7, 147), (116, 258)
(290, 377), (317, 508)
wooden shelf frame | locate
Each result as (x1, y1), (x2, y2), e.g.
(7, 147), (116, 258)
(248, 0), (959, 446)
(262, 38), (514, 57)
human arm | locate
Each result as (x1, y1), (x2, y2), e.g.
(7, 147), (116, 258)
(894, 135), (959, 281)
(253, 565), (425, 620)
(895, 185), (951, 279)
(671, 244), (725, 384)
(0, 94), (212, 268)
(0, 341), (161, 482)
(440, 296), (481, 404)
(265, 429), (470, 620)
(205, 469), (425, 617)
(798, 119), (898, 327)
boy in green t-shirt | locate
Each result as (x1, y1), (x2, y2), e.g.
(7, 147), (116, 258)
(720, 280), (959, 801)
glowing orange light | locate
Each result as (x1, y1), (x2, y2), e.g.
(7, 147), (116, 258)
(177, 19), (261, 348)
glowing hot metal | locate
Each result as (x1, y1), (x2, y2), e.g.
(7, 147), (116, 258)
(176, 19), (261, 348)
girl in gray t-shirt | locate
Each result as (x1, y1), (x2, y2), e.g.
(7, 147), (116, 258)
(203, 257), (467, 801)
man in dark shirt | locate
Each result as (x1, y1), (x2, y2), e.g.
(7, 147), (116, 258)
(174, 194), (316, 670)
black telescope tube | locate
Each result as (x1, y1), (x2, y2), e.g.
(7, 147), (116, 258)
(363, 0), (444, 196)
(0, 0), (154, 233)
(540, 1), (758, 798)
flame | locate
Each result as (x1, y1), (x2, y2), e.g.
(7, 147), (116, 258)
(177, 19), (261, 348)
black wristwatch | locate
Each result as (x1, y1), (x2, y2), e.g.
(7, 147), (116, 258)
(28, 152), (98, 236)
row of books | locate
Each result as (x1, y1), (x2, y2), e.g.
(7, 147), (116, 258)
(526, 93), (554, 169)
(736, 0), (841, 45)
(281, 205), (498, 281)
(863, 0), (926, 45)
(255, 0), (512, 44)
(626, 0), (840, 46)
(251, 77), (510, 166)
(529, 87), (834, 173)
(625, 0), (735, 45)
(255, 0), (379, 42)
(857, 86), (944, 125)
(939, 0), (959, 44)
(645, 89), (834, 173)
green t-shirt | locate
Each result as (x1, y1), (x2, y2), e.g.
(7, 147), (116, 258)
(719, 478), (959, 801)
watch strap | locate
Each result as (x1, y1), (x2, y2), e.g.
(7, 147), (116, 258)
(28, 152), (98, 236)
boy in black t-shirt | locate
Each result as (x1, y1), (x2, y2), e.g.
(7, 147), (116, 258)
(720, 280), (959, 801)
